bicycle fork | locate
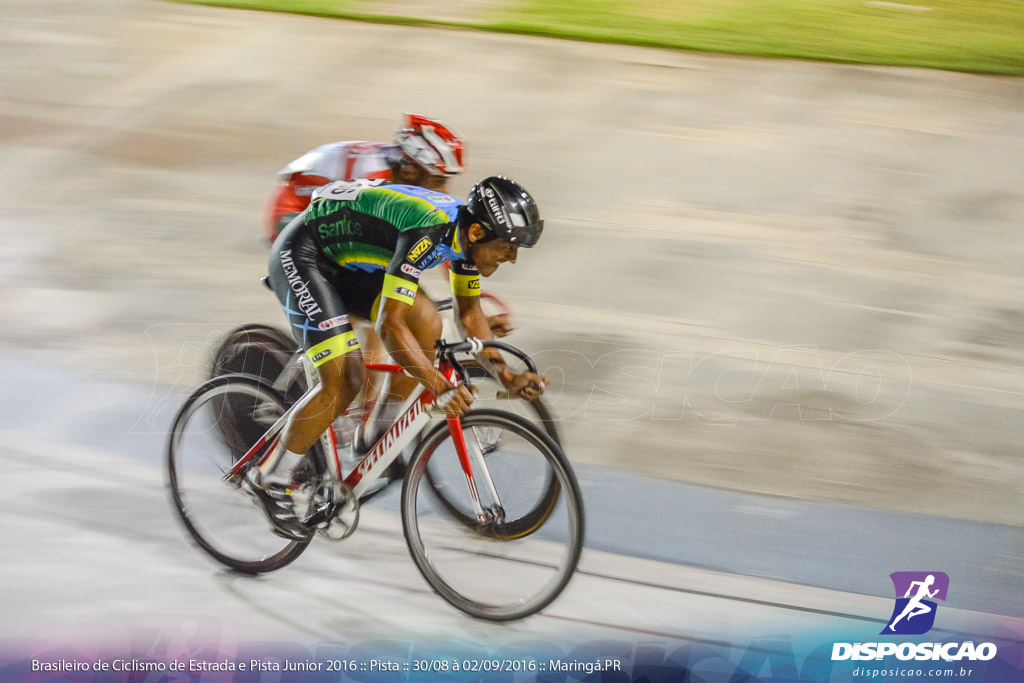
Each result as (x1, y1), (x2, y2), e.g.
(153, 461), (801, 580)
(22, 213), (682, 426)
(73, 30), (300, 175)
(447, 415), (504, 525)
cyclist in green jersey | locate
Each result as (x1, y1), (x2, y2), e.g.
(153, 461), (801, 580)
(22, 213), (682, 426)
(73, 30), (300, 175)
(249, 176), (548, 540)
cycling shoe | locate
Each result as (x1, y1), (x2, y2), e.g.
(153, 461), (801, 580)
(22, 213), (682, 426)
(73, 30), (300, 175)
(242, 471), (313, 542)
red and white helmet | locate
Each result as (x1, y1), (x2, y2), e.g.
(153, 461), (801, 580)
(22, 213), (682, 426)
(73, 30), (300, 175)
(394, 113), (465, 177)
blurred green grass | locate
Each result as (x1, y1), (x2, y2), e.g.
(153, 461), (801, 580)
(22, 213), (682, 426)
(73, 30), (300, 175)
(169, 0), (1024, 74)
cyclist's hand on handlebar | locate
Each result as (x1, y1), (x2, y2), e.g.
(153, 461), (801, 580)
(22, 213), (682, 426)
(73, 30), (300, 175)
(504, 372), (549, 402)
(486, 313), (516, 338)
(442, 385), (477, 417)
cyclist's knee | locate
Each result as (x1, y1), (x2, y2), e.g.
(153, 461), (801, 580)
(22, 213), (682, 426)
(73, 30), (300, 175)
(342, 359), (365, 400)
(317, 354), (364, 409)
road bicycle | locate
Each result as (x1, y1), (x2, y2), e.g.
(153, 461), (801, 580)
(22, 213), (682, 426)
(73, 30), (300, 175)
(208, 292), (563, 521)
(166, 338), (585, 621)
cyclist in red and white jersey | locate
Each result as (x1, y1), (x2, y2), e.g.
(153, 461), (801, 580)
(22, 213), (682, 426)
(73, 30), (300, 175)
(264, 113), (465, 243)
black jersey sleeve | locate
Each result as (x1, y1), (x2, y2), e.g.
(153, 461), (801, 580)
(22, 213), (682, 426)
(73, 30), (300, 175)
(381, 226), (444, 307)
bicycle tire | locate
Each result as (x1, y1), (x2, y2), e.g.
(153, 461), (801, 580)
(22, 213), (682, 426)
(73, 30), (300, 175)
(208, 324), (305, 453)
(209, 323), (305, 399)
(167, 373), (314, 574)
(206, 324), (564, 524)
(423, 362), (562, 536)
(401, 409), (584, 621)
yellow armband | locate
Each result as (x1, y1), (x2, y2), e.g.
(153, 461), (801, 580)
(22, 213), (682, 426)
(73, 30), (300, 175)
(449, 270), (480, 297)
(382, 273), (418, 306)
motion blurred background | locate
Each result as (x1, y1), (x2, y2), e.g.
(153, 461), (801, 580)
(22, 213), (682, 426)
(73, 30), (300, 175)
(1, 0), (1021, 642)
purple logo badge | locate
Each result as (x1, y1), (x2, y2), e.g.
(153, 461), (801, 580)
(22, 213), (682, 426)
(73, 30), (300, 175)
(881, 572), (949, 635)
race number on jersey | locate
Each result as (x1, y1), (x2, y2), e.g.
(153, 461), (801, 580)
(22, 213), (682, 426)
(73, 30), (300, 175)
(312, 178), (387, 202)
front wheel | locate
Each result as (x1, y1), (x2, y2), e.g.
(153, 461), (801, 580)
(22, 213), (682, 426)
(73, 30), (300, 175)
(401, 410), (585, 621)
(166, 373), (319, 574)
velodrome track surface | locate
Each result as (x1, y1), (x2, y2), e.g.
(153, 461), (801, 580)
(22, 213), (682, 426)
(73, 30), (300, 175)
(1, 0), (1022, 652)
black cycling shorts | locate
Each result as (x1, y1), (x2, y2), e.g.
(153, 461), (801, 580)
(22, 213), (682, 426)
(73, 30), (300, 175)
(267, 216), (384, 367)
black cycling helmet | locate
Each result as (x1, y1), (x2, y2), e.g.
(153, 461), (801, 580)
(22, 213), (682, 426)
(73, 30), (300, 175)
(464, 176), (544, 247)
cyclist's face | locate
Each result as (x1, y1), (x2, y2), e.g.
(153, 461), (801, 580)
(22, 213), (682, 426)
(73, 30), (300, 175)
(469, 226), (518, 276)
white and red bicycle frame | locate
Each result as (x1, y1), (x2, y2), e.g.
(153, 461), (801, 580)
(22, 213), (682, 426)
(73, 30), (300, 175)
(226, 356), (496, 522)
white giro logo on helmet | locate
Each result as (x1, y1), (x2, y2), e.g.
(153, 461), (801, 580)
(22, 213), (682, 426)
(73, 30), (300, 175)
(486, 194), (506, 225)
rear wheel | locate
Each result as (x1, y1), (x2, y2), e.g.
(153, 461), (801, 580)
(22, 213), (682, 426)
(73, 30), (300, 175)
(209, 323), (304, 398)
(208, 324), (306, 454)
(401, 410), (584, 621)
(167, 373), (320, 573)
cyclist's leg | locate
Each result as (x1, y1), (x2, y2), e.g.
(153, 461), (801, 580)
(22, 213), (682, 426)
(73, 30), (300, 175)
(331, 272), (441, 442)
(264, 217), (365, 477)
(353, 316), (387, 419)
(317, 270), (386, 431)
(253, 218), (370, 539)
(281, 352), (364, 454)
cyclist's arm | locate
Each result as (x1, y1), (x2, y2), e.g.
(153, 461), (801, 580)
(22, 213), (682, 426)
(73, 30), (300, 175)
(451, 264), (547, 400)
(378, 298), (473, 415)
(449, 263), (512, 382)
(376, 229), (471, 412)
(377, 296), (451, 395)
(454, 293), (516, 385)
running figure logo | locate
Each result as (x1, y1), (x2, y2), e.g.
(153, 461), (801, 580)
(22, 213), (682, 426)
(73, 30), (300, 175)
(882, 572), (950, 635)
